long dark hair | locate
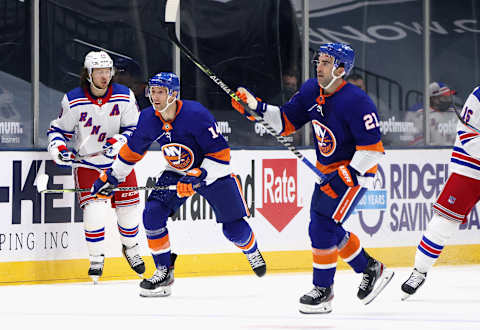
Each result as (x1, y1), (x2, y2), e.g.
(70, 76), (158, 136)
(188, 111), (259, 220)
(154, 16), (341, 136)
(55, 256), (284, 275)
(80, 68), (90, 90)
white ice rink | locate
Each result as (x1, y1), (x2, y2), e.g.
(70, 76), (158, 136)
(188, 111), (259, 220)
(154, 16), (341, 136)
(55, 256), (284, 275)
(1, 265), (479, 330)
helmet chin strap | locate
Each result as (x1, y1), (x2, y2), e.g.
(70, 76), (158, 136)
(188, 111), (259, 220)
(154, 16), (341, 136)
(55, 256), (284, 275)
(319, 67), (345, 90)
(151, 91), (176, 114)
(88, 73), (109, 94)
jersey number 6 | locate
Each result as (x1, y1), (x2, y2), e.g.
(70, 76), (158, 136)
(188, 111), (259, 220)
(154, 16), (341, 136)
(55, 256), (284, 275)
(363, 113), (380, 130)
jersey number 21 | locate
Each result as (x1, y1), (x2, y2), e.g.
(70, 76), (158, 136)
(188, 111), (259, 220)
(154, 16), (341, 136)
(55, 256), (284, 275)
(363, 113), (380, 130)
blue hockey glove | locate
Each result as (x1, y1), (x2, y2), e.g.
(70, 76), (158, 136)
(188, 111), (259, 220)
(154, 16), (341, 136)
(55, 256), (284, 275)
(231, 87), (267, 121)
(48, 140), (74, 168)
(90, 169), (122, 199)
(176, 168), (207, 198)
(320, 165), (359, 199)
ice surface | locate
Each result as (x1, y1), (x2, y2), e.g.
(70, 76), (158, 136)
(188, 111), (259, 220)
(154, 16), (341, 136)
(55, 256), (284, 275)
(1, 265), (479, 330)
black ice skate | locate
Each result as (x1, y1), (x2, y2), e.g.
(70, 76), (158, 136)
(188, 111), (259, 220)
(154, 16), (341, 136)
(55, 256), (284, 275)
(299, 285), (334, 314)
(357, 256), (394, 305)
(245, 248), (267, 277)
(88, 254), (105, 284)
(401, 269), (426, 301)
(140, 253), (177, 297)
(122, 244), (146, 277)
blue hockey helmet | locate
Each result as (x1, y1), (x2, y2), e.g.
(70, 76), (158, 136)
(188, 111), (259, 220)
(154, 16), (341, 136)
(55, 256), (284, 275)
(317, 43), (355, 75)
(147, 72), (180, 98)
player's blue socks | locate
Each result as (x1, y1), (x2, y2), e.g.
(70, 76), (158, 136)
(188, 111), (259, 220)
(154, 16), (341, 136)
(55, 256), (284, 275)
(144, 227), (172, 268)
(222, 219), (257, 254)
(337, 232), (368, 273)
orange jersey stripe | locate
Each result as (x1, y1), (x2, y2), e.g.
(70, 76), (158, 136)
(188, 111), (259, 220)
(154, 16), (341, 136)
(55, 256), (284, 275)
(147, 234), (170, 252)
(312, 247), (338, 265)
(366, 165), (378, 175)
(316, 160), (350, 175)
(356, 140), (384, 153)
(205, 148), (231, 162)
(119, 144), (145, 164)
(281, 113), (296, 136)
(338, 232), (361, 260)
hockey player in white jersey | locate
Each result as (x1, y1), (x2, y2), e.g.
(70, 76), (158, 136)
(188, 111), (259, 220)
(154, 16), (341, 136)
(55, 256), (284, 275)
(47, 50), (145, 283)
(401, 86), (480, 299)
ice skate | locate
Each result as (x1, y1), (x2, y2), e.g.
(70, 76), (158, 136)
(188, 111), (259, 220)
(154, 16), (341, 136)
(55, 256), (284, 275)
(357, 257), (394, 305)
(140, 253), (177, 297)
(401, 269), (427, 301)
(122, 243), (145, 277)
(88, 254), (105, 284)
(245, 248), (266, 277)
(299, 285), (334, 314)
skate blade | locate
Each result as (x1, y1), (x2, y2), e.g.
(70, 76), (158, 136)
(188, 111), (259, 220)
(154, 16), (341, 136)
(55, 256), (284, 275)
(299, 301), (332, 314)
(401, 292), (412, 301)
(362, 269), (395, 305)
(139, 286), (172, 298)
(90, 275), (100, 285)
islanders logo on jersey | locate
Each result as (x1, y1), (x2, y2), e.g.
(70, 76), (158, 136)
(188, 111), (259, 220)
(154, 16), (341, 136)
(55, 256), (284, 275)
(161, 143), (195, 171)
(312, 120), (336, 157)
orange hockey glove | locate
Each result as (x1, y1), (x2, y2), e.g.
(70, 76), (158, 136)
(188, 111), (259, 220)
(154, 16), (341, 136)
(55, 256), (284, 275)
(319, 165), (359, 199)
(176, 168), (207, 198)
(231, 87), (266, 121)
(320, 183), (339, 199)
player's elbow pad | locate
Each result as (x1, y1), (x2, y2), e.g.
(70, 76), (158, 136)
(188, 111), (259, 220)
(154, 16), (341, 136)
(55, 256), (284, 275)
(263, 105), (283, 134)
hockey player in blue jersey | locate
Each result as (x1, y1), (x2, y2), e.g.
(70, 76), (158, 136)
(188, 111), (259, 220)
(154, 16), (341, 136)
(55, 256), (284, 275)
(91, 72), (266, 297)
(232, 43), (394, 313)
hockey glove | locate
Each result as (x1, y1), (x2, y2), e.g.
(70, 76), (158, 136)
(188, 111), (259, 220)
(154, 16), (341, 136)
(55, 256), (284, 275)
(90, 168), (123, 199)
(320, 165), (359, 199)
(176, 168), (207, 198)
(48, 140), (75, 168)
(231, 87), (267, 121)
(103, 134), (128, 159)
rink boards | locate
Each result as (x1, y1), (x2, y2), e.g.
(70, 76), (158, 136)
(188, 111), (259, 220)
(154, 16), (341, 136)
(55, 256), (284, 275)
(0, 149), (479, 284)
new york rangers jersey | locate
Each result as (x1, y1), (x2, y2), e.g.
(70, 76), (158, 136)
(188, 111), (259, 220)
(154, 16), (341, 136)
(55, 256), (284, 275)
(450, 86), (480, 180)
(278, 79), (384, 175)
(402, 104), (457, 146)
(48, 83), (139, 169)
(114, 100), (231, 182)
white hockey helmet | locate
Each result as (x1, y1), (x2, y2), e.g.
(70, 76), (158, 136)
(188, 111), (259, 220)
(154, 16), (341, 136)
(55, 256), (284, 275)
(84, 51), (115, 78)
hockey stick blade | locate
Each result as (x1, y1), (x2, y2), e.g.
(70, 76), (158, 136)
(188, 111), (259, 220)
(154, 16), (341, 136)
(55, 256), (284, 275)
(162, 1), (326, 182)
(35, 174), (177, 194)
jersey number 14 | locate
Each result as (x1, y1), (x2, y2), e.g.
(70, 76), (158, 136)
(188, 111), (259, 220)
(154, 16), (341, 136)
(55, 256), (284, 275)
(208, 123), (222, 138)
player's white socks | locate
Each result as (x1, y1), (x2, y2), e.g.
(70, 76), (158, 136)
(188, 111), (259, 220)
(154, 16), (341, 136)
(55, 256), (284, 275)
(116, 205), (141, 248)
(414, 213), (458, 273)
(83, 201), (109, 256)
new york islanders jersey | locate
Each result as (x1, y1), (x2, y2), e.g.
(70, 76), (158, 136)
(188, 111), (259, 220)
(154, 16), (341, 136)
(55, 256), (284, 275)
(114, 100), (231, 183)
(278, 79), (384, 175)
(47, 83), (139, 169)
(450, 86), (480, 180)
